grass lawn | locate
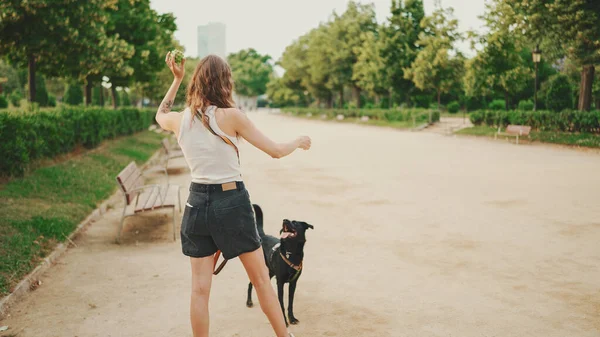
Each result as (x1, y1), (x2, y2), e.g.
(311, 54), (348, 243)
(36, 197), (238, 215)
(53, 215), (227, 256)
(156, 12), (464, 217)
(457, 126), (600, 148)
(0, 131), (164, 296)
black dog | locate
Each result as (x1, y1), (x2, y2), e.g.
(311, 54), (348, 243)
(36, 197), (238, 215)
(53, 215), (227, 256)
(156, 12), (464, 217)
(247, 204), (313, 326)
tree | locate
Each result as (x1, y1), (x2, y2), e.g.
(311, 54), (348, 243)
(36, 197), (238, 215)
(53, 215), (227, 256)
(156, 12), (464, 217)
(120, 89), (131, 106)
(500, 0), (600, 111)
(594, 73), (600, 110)
(0, 1), (119, 104)
(228, 49), (273, 97)
(24, 73), (50, 107)
(404, 2), (463, 109)
(464, 1), (532, 110)
(327, 2), (377, 108)
(144, 39), (189, 105)
(64, 83), (84, 106)
(0, 59), (21, 94)
(304, 25), (337, 107)
(353, 29), (389, 106)
(104, 0), (177, 108)
(266, 74), (305, 107)
(382, 0), (425, 106)
(92, 85), (103, 106)
(546, 74), (573, 112)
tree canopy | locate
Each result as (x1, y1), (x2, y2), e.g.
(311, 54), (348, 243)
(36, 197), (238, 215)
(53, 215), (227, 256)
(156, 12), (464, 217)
(228, 48), (273, 97)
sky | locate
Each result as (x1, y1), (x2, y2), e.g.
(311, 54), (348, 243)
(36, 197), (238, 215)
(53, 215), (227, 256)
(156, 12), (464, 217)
(150, 0), (487, 60)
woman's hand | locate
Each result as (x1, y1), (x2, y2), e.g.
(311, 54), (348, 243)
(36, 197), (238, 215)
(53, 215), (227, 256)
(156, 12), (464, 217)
(166, 52), (186, 81)
(297, 136), (311, 150)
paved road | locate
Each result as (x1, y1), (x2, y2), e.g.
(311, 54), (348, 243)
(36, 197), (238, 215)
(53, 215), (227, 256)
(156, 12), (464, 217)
(2, 111), (599, 337)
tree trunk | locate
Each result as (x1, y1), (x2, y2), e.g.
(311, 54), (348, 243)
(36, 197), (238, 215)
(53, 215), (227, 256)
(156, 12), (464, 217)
(111, 86), (118, 109)
(28, 54), (36, 103)
(352, 85), (361, 108)
(578, 65), (595, 111)
(375, 94), (380, 106)
(437, 89), (441, 108)
(504, 91), (509, 110)
(99, 86), (104, 107)
(327, 93), (333, 109)
(85, 78), (92, 106)
(338, 87), (344, 108)
(388, 89), (393, 109)
(405, 92), (411, 108)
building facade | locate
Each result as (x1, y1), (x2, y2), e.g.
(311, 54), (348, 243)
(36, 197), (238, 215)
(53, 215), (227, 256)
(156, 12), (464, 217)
(197, 23), (226, 59)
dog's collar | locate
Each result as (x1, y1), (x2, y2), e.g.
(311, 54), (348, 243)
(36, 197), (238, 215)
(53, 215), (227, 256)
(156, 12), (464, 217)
(279, 251), (302, 272)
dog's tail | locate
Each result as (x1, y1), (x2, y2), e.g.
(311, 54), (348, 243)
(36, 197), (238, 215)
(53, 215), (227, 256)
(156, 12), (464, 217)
(253, 204), (266, 238)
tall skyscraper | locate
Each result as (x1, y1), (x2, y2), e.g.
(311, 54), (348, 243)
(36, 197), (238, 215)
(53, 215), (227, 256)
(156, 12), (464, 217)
(197, 23), (226, 59)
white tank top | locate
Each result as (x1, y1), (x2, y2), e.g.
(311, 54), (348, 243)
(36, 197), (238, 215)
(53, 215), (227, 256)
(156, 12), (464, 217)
(177, 106), (242, 184)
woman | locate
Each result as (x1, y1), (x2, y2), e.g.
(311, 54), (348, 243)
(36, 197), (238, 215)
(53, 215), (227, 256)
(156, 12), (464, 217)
(155, 52), (310, 337)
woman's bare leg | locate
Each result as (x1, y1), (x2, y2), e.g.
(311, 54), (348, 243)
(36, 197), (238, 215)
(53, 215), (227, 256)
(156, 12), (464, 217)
(239, 247), (289, 337)
(189, 256), (214, 337)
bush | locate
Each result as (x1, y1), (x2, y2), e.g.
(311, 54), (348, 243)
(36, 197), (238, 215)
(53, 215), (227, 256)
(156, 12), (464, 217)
(280, 107), (439, 124)
(0, 95), (8, 109)
(0, 107), (156, 176)
(9, 90), (22, 107)
(546, 74), (573, 112)
(469, 111), (484, 125)
(468, 109), (600, 133)
(518, 100), (534, 111)
(447, 101), (460, 113)
(48, 95), (57, 107)
(64, 84), (84, 106)
(488, 99), (506, 111)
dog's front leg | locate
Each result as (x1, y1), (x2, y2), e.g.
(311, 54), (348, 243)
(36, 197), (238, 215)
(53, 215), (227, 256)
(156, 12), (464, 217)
(277, 281), (289, 326)
(246, 282), (254, 308)
(288, 279), (299, 325)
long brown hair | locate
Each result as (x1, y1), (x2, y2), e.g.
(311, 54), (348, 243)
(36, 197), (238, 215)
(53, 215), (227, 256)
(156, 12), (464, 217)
(186, 54), (236, 127)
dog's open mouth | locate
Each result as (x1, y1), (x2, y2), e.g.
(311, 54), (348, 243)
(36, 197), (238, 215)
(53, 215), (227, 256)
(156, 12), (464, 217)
(281, 222), (297, 239)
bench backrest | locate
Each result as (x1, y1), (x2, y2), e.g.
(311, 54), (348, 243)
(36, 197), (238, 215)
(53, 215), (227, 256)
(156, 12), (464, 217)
(116, 161), (144, 205)
(506, 125), (531, 136)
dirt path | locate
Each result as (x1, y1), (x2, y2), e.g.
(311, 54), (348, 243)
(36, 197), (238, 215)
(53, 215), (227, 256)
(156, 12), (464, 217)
(1, 110), (599, 337)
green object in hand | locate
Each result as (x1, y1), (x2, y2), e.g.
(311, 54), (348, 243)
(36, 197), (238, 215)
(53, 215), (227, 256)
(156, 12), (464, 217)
(171, 50), (184, 64)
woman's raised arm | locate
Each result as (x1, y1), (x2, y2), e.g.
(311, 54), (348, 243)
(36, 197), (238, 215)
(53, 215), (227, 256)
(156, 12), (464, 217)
(232, 110), (311, 159)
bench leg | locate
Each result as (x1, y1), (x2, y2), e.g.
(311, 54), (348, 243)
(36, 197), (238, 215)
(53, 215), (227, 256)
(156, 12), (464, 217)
(516, 135), (519, 145)
(117, 216), (126, 244)
(172, 207), (177, 241)
(178, 189), (182, 212)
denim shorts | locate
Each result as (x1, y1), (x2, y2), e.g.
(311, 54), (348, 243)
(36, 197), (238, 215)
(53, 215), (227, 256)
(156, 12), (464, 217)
(180, 181), (261, 260)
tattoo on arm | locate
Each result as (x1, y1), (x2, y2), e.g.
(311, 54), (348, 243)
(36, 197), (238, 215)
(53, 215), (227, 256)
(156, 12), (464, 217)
(159, 100), (173, 114)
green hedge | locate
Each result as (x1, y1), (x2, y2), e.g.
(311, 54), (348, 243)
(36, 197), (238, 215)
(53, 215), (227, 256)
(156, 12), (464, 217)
(0, 107), (156, 176)
(469, 109), (600, 133)
(282, 107), (440, 124)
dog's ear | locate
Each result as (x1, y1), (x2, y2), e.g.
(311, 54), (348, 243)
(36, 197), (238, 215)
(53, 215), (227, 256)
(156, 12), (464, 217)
(304, 223), (314, 230)
(280, 219), (288, 234)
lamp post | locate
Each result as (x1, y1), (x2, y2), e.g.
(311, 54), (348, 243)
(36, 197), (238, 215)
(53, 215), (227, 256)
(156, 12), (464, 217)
(532, 45), (542, 111)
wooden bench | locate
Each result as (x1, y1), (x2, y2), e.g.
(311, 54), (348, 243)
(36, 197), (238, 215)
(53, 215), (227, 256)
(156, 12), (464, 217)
(495, 125), (531, 144)
(115, 161), (181, 243)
